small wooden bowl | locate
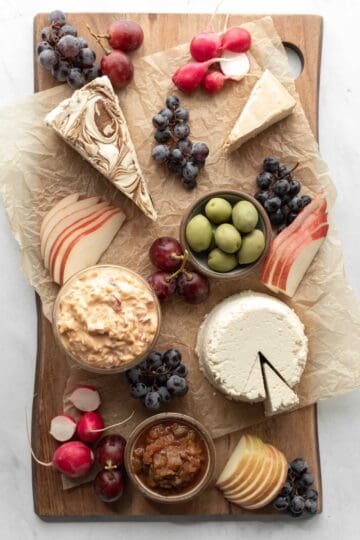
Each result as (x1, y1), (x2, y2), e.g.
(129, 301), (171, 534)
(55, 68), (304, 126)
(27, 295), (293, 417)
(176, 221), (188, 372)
(179, 190), (272, 280)
(124, 413), (216, 504)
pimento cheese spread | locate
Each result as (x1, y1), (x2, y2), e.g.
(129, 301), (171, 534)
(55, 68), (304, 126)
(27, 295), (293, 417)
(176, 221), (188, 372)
(54, 266), (159, 369)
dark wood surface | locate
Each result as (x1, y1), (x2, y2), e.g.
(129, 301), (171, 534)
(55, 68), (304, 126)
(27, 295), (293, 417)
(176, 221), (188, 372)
(33, 12), (323, 520)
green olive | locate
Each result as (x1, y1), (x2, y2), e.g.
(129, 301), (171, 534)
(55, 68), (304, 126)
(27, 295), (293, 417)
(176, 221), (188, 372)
(209, 224), (217, 250)
(238, 229), (265, 264)
(186, 214), (213, 252)
(208, 248), (238, 272)
(205, 197), (232, 224)
(214, 223), (242, 254)
(232, 200), (259, 233)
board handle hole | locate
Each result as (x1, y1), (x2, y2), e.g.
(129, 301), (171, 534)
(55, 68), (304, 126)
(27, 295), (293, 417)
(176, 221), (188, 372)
(282, 43), (304, 79)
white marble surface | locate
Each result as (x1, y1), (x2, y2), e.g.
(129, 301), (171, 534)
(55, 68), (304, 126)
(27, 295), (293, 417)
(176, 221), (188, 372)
(0, 0), (359, 538)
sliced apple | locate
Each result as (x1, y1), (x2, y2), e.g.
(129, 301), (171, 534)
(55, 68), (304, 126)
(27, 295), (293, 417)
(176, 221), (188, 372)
(43, 201), (108, 268)
(40, 193), (79, 240)
(50, 207), (119, 283)
(261, 194), (324, 284)
(40, 196), (100, 257)
(219, 438), (268, 492)
(225, 445), (278, 505)
(277, 223), (328, 296)
(242, 451), (288, 510)
(216, 434), (265, 490)
(60, 210), (125, 285)
(271, 217), (328, 289)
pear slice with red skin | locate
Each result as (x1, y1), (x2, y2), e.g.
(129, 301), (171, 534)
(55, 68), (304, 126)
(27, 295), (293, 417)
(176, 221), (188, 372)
(276, 223), (328, 296)
(60, 210), (125, 285)
(40, 196), (100, 257)
(223, 444), (275, 500)
(242, 450), (288, 510)
(43, 201), (109, 268)
(40, 193), (79, 241)
(271, 218), (328, 289)
(261, 194), (324, 284)
(49, 206), (114, 279)
(216, 434), (266, 490)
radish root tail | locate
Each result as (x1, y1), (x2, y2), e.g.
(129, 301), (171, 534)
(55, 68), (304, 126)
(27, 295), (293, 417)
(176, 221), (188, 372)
(90, 410), (135, 433)
(25, 409), (52, 467)
(207, 0), (226, 31)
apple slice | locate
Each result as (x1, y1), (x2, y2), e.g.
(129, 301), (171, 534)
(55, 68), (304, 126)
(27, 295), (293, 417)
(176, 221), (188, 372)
(40, 196), (100, 257)
(60, 210), (125, 285)
(50, 207), (119, 283)
(219, 438), (268, 492)
(225, 445), (277, 505)
(43, 201), (108, 268)
(216, 434), (265, 490)
(271, 216), (328, 289)
(223, 444), (274, 499)
(277, 223), (329, 296)
(242, 451), (288, 510)
(261, 194), (324, 284)
(40, 193), (79, 241)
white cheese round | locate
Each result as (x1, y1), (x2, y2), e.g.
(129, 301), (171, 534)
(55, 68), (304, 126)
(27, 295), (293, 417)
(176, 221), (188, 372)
(195, 291), (308, 403)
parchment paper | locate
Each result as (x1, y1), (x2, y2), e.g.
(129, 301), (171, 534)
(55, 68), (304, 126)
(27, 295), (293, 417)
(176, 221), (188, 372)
(0, 17), (359, 463)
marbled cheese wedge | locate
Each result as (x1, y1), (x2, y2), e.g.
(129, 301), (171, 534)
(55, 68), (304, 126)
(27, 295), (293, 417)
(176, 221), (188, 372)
(196, 291), (307, 404)
(224, 69), (296, 152)
(45, 76), (157, 221)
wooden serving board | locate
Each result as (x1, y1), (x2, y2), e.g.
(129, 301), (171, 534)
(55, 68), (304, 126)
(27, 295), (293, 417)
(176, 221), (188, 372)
(32, 12), (323, 520)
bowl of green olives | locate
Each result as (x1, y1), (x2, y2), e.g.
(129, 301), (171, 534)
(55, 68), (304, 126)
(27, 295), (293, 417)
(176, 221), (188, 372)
(180, 190), (272, 280)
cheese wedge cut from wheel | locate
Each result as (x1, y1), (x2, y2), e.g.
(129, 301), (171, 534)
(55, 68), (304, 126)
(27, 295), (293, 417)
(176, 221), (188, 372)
(224, 69), (296, 152)
(262, 362), (299, 417)
(43, 201), (109, 268)
(45, 76), (157, 221)
(243, 451), (288, 509)
(40, 193), (80, 240)
(41, 196), (100, 257)
(216, 434), (266, 490)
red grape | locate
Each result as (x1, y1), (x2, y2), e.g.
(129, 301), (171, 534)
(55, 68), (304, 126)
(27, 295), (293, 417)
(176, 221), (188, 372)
(97, 435), (126, 468)
(148, 271), (176, 302)
(149, 237), (184, 272)
(177, 272), (209, 304)
(107, 20), (144, 52)
(94, 468), (125, 502)
(100, 50), (134, 89)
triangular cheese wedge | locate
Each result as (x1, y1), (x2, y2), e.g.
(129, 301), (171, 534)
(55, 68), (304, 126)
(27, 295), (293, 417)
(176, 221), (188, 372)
(45, 76), (157, 221)
(262, 362), (299, 417)
(224, 69), (296, 152)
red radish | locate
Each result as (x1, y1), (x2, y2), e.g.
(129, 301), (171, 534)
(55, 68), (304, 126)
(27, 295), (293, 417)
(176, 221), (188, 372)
(76, 412), (105, 443)
(172, 58), (221, 93)
(190, 31), (222, 62)
(220, 51), (250, 81)
(31, 441), (94, 478)
(69, 385), (101, 412)
(107, 20), (144, 52)
(49, 414), (77, 442)
(100, 50), (134, 89)
(221, 27), (252, 53)
(202, 70), (228, 93)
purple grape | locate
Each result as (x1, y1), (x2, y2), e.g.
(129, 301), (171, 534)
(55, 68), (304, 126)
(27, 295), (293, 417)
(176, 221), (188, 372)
(78, 37), (88, 49)
(61, 24), (77, 37)
(76, 47), (96, 68)
(83, 64), (101, 82)
(52, 60), (70, 82)
(57, 35), (81, 58)
(39, 48), (59, 70)
(67, 67), (85, 89)
(37, 41), (53, 55)
(48, 10), (66, 26)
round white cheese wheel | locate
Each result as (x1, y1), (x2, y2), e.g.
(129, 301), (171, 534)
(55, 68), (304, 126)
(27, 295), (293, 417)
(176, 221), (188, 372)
(195, 291), (308, 403)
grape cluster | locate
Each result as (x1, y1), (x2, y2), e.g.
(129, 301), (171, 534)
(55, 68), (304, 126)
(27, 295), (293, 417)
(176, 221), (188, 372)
(255, 157), (312, 234)
(151, 95), (209, 190)
(273, 458), (318, 517)
(126, 349), (188, 411)
(37, 10), (101, 89)
(94, 434), (126, 502)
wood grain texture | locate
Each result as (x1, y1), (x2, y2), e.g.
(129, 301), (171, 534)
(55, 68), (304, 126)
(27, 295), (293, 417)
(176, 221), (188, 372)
(32, 12), (323, 520)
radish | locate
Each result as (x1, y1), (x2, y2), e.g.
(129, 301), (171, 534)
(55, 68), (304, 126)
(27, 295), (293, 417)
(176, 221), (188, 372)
(190, 31), (222, 62)
(172, 58), (221, 93)
(69, 385), (101, 412)
(202, 70), (228, 93)
(220, 51), (250, 81)
(49, 414), (77, 442)
(31, 441), (94, 478)
(221, 27), (251, 53)
(76, 412), (105, 443)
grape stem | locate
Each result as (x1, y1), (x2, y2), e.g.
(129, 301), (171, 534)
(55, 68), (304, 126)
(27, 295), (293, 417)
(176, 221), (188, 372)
(165, 249), (189, 282)
(86, 24), (111, 55)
